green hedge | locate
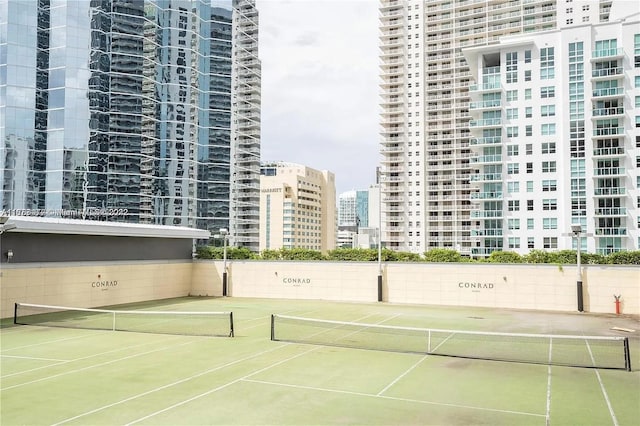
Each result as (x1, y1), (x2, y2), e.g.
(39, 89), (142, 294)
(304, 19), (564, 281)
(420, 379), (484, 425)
(194, 246), (640, 265)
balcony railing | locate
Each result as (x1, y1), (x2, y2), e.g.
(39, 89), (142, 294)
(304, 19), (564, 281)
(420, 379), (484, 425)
(594, 207), (626, 216)
(470, 136), (501, 146)
(593, 187), (625, 196)
(595, 228), (627, 235)
(469, 118), (502, 128)
(592, 107), (624, 117)
(592, 87), (624, 97)
(591, 47), (624, 59)
(470, 191), (503, 199)
(470, 173), (502, 182)
(591, 67), (623, 78)
(593, 167), (625, 176)
(593, 147), (625, 156)
(593, 127), (624, 137)
(470, 210), (503, 218)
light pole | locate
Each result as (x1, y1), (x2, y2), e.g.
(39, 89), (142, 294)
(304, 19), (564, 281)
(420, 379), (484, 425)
(213, 228), (229, 297)
(377, 183), (383, 302)
(571, 224), (584, 312)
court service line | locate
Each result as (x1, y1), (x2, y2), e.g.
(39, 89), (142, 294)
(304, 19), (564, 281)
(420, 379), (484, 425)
(52, 343), (300, 426)
(1, 335), (187, 379)
(243, 378), (546, 419)
(1, 337), (194, 390)
(124, 345), (321, 426)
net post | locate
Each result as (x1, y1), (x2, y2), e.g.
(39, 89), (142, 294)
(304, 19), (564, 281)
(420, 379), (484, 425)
(270, 314), (275, 341)
(229, 312), (234, 337)
(624, 337), (631, 372)
(112, 312), (116, 331)
(13, 302), (18, 324)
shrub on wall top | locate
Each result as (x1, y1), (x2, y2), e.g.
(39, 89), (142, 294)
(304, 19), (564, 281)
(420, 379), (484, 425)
(423, 249), (465, 263)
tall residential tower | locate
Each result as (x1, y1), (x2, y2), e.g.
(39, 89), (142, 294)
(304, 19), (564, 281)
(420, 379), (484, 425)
(378, 0), (638, 256)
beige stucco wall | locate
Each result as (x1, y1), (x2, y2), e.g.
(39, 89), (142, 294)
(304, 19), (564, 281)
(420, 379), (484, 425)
(0, 261), (193, 318)
(192, 260), (639, 316)
(2, 260), (638, 319)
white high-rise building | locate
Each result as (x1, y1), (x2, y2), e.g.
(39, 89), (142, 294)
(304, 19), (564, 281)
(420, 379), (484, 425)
(464, 10), (639, 256)
(378, 0), (639, 257)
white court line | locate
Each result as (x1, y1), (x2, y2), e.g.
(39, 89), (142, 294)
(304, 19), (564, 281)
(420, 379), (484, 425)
(377, 355), (429, 396)
(585, 340), (619, 426)
(243, 378), (546, 419)
(1, 331), (102, 353)
(1, 335), (187, 379)
(1, 337), (194, 390)
(124, 346), (320, 425)
(377, 327), (457, 396)
(545, 338), (553, 426)
(53, 343), (296, 426)
(1, 355), (67, 362)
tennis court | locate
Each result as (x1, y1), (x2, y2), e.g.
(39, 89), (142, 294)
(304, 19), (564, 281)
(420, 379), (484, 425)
(1, 297), (639, 425)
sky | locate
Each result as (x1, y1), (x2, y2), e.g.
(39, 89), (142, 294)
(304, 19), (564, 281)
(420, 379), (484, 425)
(256, 0), (380, 196)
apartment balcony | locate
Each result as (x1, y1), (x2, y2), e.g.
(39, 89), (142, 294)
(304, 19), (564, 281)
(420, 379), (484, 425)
(385, 165), (405, 173)
(591, 107), (624, 118)
(380, 18), (402, 30)
(595, 227), (627, 236)
(592, 87), (624, 99)
(593, 187), (625, 196)
(470, 136), (502, 146)
(380, 96), (403, 107)
(470, 173), (502, 182)
(470, 191), (503, 200)
(591, 48), (624, 60)
(591, 67), (624, 80)
(593, 167), (625, 177)
(384, 215), (405, 224)
(380, 76), (404, 88)
(386, 235), (406, 243)
(593, 127), (624, 137)
(380, 127), (405, 135)
(380, 155), (403, 164)
(469, 118), (502, 128)
(380, 53), (404, 70)
(469, 82), (502, 93)
(380, 37), (403, 48)
(471, 154), (502, 164)
(471, 229), (503, 236)
(594, 207), (626, 216)
(380, 7), (403, 19)
(469, 100), (502, 110)
(382, 205), (405, 213)
(383, 195), (405, 202)
(593, 146), (625, 157)
(470, 210), (503, 219)
(471, 247), (501, 256)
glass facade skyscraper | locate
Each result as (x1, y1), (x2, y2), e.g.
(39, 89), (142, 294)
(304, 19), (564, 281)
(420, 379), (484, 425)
(0, 0), (261, 245)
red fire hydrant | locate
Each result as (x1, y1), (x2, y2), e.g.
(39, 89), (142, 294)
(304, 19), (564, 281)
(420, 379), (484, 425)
(614, 295), (622, 315)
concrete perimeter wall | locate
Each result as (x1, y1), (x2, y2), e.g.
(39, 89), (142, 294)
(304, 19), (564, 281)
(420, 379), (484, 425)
(0, 261), (193, 318)
(1, 260), (638, 319)
(192, 261), (639, 316)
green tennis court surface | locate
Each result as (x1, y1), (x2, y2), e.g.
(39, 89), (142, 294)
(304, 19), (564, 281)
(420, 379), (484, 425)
(2, 297), (639, 425)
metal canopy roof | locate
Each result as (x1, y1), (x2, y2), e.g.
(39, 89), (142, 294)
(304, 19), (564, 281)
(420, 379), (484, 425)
(1, 216), (211, 239)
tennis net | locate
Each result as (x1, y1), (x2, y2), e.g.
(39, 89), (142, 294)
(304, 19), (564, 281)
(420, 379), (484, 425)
(270, 314), (631, 371)
(14, 302), (234, 337)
